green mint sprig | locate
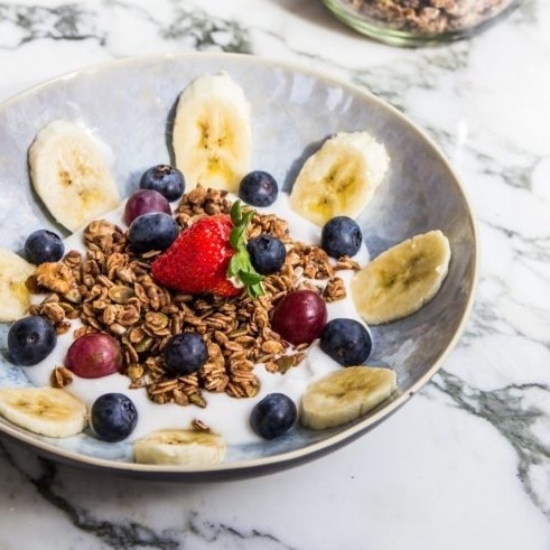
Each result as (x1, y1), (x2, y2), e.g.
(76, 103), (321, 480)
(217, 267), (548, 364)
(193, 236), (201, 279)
(227, 201), (264, 298)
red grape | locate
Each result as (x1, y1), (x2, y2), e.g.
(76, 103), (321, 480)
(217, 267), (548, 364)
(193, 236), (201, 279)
(123, 189), (171, 225)
(271, 290), (327, 345)
(65, 333), (123, 378)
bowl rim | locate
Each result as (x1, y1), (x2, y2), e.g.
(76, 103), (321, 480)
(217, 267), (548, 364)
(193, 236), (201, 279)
(0, 51), (479, 480)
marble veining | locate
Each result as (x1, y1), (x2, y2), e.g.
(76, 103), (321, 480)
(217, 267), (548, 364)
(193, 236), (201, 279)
(0, 4), (105, 47)
(0, 0), (549, 548)
(0, 440), (299, 549)
(1, 447), (178, 550)
(430, 370), (550, 519)
(160, 6), (252, 53)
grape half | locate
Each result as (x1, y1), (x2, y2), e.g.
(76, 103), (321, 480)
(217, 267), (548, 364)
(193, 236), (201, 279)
(66, 333), (123, 378)
(271, 290), (327, 345)
(123, 189), (171, 225)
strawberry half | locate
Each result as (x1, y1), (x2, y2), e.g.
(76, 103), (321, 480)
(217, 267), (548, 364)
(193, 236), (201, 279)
(151, 203), (263, 298)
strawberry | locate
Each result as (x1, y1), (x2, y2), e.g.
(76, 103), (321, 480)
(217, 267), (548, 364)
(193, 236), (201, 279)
(151, 202), (263, 298)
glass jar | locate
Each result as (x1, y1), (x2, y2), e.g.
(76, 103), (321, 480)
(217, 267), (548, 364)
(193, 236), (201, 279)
(322, 0), (520, 47)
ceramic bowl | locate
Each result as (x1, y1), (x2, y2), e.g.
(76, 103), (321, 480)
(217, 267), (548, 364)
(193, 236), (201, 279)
(0, 53), (477, 480)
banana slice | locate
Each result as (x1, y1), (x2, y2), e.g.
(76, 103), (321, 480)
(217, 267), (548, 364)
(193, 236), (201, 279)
(0, 387), (87, 438)
(300, 366), (397, 430)
(351, 230), (451, 325)
(133, 429), (226, 466)
(0, 248), (35, 322)
(28, 120), (120, 232)
(172, 72), (252, 192)
(289, 131), (389, 226)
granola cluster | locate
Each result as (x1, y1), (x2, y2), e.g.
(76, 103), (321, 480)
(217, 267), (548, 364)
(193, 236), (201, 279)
(28, 187), (358, 408)
(344, 0), (514, 34)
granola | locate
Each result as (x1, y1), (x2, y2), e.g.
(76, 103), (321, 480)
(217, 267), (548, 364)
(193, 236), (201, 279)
(343, 0), (515, 34)
(28, 186), (356, 408)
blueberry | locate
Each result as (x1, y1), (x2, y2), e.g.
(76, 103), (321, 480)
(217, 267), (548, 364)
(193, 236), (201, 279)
(246, 234), (286, 275)
(321, 216), (362, 259)
(90, 393), (138, 442)
(24, 229), (64, 265)
(140, 164), (185, 202)
(8, 315), (57, 366)
(238, 170), (278, 207)
(164, 332), (207, 376)
(319, 318), (372, 366)
(128, 212), (178, 254)
(250, 393), (297, 440)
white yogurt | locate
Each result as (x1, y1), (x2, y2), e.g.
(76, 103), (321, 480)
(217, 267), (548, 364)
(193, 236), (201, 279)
(25, 193), (370, 445)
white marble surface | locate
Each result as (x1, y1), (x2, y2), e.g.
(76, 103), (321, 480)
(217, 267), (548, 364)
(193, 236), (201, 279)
(0, 0), (549, 548)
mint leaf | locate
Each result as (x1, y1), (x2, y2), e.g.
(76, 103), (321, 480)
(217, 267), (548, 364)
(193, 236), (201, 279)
(227, 200), (264, 298)
(230, 224), (245, 249)
(239, 271), (263, 285)
(227, 255), (241, 278)
(247, 282), (264, 299)
(242, 210), (255, 226)
(230, 201), (243, 226)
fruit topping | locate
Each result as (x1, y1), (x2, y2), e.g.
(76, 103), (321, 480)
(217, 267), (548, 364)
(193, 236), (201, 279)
(123, 189), (171, 225)
(238, 170), (279, 207)
(152, 213), (239, 297)
(139, 164), (185, 202)
(300, 366), (397, 430)
(250, 392), (297, 440)
(65, 333), (122, 379)
(133, 429), (226, 465)
(8, 315), (57, 366)
(152, 201), (263, 298)
(163, 332), (208, 376)
(0, 387), (87, 438)
(172, 72), (252, 192)
(24, 229), (64, 265)
(271, 290), (327, 345)
(321, 216), (362, 259)
(351, 230), (451, 325)
(289, 131), (389, 226)
(319, 318), (372, 366)
(127, 211), (178, 254)
(90, 392), (138, 442)
(28, 119), (120, 231)
(246, 234), (287, 275)
(0, 248), (35, 322)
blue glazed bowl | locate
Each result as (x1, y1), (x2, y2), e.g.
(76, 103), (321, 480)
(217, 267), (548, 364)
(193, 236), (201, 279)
(0, 52), (477, 480)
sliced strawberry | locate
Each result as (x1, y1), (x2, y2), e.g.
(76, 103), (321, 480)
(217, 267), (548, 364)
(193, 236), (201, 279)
(151, 214), (240, 297)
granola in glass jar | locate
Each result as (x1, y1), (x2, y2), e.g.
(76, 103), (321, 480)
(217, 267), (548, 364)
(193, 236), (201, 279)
(322, 0), (520, 46)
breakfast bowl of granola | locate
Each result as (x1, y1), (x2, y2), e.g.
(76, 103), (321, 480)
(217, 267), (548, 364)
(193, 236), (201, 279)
(0, 53), (477, 480)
